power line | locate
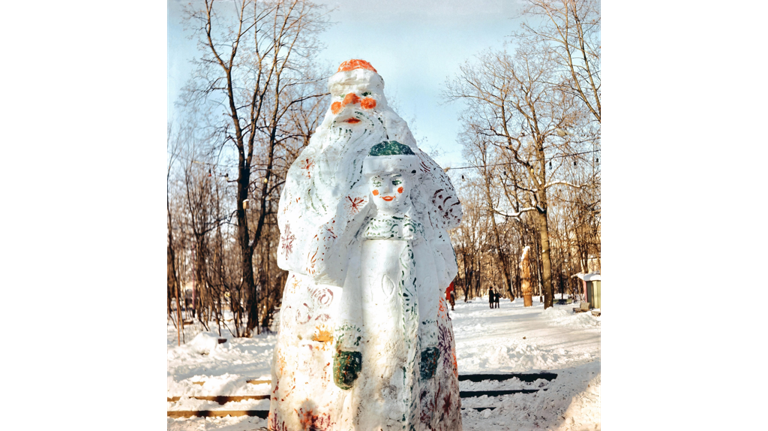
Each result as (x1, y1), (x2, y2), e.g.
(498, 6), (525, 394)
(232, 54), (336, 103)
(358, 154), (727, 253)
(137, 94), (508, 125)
(444, 150), (600, 171)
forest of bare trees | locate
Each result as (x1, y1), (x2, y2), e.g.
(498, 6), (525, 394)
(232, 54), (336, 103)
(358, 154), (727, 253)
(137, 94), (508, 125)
(167, 0), (600, 338)
(444, 0), (600, 309)
(167, 0), (331, 341)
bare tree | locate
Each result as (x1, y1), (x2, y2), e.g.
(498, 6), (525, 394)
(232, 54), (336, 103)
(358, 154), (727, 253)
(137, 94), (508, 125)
(168, 124), (184, 345)
(445, 43), (593, 308)
(516, 0), (601, 124)
(181, 0), (329, 335)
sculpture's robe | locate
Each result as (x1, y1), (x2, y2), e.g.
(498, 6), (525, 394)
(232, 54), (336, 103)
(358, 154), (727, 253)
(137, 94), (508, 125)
(269, 214), (461, 431)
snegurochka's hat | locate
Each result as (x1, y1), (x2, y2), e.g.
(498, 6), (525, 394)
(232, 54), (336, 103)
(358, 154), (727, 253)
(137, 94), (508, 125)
(363, 141), (420, 176)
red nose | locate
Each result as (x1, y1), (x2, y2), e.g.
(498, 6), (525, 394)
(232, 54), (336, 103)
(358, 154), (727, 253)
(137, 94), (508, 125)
(342, 93), (360, 106)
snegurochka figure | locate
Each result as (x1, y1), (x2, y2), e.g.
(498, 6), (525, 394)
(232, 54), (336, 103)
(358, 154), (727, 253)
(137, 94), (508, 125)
(331, 141), (459, 430)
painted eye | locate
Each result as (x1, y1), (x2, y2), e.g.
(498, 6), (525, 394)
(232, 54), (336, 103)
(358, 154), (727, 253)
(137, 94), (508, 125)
(340, 93), (346, 99)
(362, 92), (371, 96)
(392, 180), (402, 185)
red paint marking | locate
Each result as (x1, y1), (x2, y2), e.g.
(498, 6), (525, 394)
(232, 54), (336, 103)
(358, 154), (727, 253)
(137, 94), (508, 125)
(301, 158), (313, 178)
(372, 189), (379, 196)
(347, 195), (365, 213)
(331, 101), (341, 114)
(397, 187), (404, 194)
(382, 196), (394, 202)
(345, 118), (361, 123)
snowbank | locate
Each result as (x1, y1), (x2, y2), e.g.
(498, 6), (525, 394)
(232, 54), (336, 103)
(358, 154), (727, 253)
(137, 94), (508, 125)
(168, 297), (600, 430)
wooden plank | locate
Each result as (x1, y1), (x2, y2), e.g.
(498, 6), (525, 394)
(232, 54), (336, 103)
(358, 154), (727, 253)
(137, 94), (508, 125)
(188, 378), (272, 386)
(168, 408), (497, 419)
(460, 389), (545, 398)
(167, 395), (269, 403)
(458, 372), (557, 383)
(167, 410), (269, 419)
(168, 373), (557, 413)
(167, 388), (546, 406)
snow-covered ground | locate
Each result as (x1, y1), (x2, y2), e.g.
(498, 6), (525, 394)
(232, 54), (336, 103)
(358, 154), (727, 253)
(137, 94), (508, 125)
(168, 296), (601, 430)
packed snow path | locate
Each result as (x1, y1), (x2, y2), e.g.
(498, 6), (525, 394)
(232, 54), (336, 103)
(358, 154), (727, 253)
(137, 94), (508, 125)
(168, 296), (601, 430)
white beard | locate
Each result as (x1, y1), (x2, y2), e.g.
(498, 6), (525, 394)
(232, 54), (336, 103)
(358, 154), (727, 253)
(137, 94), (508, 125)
(310, 107), (391, 207)
(277, 103), (461, 289)
(276, 107), (390, 282)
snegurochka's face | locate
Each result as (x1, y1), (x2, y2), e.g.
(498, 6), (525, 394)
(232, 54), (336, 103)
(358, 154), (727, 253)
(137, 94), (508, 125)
(369, 173), (408, 213)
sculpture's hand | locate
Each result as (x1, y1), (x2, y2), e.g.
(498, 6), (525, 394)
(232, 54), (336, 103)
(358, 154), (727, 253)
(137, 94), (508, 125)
(420, 347), (440, 380)
(333, 350), (362, 390)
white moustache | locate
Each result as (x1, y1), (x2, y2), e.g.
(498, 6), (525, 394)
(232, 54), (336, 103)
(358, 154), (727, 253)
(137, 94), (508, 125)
(332, 106), (374, 122)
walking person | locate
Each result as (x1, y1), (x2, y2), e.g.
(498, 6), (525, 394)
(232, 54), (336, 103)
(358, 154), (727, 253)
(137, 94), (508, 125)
(489, 287), (495, 309)
(494, 290), (500, 308)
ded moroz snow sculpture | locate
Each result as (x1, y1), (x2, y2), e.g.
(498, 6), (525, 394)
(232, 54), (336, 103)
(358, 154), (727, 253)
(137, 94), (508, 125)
(269, 59), (462, 431)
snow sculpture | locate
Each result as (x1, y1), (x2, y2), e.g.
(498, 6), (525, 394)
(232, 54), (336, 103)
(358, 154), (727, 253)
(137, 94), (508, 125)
(269, 60), (462, 431)
(520, 246), (533, 307)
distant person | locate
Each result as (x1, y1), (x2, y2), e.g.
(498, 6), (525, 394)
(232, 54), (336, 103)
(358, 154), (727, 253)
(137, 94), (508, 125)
(446, 280), (456, 311)
(494, 290), (500, 308)
(489, 287), (495, 309)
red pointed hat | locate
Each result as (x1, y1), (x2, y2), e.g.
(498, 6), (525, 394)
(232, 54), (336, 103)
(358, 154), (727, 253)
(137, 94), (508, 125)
(337, 59), (377, 73)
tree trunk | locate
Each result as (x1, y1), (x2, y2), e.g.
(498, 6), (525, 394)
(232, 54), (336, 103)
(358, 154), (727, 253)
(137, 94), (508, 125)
(236, 165), (257, 337)
(533, 210), (554, 309)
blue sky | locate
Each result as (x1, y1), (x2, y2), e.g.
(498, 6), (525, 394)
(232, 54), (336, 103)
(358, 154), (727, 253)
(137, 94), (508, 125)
(167, 0), (525, 169)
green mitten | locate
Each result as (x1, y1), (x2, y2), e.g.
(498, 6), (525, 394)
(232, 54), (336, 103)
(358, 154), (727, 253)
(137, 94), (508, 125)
(333, 351), (362, 390)
(420, 347), (440, 380)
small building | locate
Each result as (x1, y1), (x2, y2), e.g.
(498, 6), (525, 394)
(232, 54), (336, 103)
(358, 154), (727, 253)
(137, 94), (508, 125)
(573, 272), (601, 309)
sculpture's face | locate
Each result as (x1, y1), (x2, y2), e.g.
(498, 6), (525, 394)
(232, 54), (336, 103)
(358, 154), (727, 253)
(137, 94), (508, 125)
(330, 82), (382, 125)
(369, 173), (409, 213)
